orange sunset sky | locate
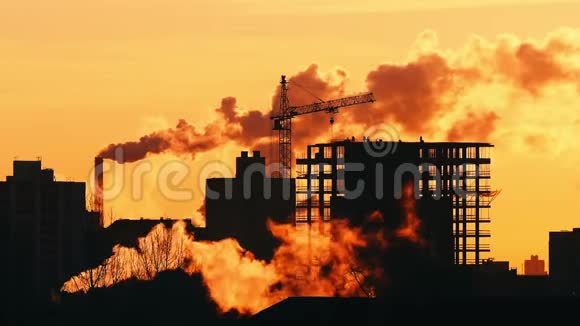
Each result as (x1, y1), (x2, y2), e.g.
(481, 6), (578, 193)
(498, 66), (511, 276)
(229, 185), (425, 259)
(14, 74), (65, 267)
(2, 0), (580, 272)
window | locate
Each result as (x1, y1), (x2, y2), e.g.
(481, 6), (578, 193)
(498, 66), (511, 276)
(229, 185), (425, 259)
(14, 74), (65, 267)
(311, 211), (321, 221)
(297, 164), (307, 177)
(429, 165), (437, 176)
(324, 146), (332, 159)
(310, 146), (320, 159)
(311, 165), (319, 175)
(337, 146), (345, 159)
(428, 179), (438, 192)
(467, 147), (477, 159)
(296, 179), (307, 191)
(337, 179), (345, 193)
(479, 147), (490, 159)
(323, 179), (332, 190)
(467, 207), (475, 217)
(296, 193), (309, 202)
(307, 180), (319, 193)
(296, 208), (308, 221)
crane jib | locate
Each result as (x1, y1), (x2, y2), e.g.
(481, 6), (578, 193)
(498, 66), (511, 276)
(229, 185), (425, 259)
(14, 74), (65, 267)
(272, 74), (375, 178)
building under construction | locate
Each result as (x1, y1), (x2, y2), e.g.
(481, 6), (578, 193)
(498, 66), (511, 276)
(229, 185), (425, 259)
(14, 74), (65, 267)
(295, 138), (494, 265)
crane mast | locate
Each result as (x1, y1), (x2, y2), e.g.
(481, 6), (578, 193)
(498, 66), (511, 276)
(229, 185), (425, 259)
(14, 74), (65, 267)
(272, 75), (375, 179)
(277, 75), (292, 179)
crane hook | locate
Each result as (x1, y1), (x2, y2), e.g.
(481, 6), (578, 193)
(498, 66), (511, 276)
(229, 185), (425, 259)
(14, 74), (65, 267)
(330, 115), (335, 140)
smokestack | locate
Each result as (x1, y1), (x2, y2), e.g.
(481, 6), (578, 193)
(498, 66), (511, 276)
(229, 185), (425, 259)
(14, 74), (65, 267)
(94, 157), (104, 226)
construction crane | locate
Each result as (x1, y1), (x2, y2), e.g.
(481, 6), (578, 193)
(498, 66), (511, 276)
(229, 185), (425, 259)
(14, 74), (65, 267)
(271, 75), (375, 179)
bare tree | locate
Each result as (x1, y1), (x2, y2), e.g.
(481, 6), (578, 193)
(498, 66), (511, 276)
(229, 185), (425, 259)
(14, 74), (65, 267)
(130, 223), (188, 280)
(63, 222), (192, 292)
(348, 266), (375, 298)
(63, 260), (108, 292)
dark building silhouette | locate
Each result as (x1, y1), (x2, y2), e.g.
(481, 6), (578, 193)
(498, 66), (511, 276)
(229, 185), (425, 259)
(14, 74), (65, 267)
(550, 228), (580, 293)
(524, 255), (547, 276)
(474, 259), (517, 288)
(0, 160), (98, 299)
(204, 151), (295, 260)
(251, 296), (579, 324)
(296, 139), (494, 265)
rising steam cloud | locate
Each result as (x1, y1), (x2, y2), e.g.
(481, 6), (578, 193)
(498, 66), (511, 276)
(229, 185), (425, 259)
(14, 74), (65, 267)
(62, 189), (428, 314)
(62, 180), (437, 314)
(98, 28), (580, 162)
(62, 218), (389, 314)
(96, 64), (348, 163)
(98, 97), (274, 163)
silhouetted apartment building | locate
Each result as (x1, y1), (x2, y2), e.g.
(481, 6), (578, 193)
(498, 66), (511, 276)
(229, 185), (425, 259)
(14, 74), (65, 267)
(0, 160), (97, 298)
(296, 138), (494, 265)
(204, 151), (295, 260)
(524, 255), (547, 276)
(550, 228), (580, 292)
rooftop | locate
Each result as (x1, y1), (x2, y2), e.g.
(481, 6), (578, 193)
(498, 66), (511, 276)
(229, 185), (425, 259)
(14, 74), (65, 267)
(310, 138), (494, 147)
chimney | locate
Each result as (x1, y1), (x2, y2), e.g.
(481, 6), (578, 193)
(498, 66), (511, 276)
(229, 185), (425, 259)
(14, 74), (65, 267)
(94, 157), (104, 226)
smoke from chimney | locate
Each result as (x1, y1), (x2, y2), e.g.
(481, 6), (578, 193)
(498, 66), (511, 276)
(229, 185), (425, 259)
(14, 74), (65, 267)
(94, 157), (104, 226)
(97, 119), (220, 163)
(96, 28), (580, 165)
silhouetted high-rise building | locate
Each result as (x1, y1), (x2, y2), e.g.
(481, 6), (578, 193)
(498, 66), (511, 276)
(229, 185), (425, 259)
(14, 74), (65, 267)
(0, 160), (97, 298)
(524, 255), (546, 276)
(204, 151), (295, 260)
(296, 138), (494, 265)
(549, 228), (580, 292)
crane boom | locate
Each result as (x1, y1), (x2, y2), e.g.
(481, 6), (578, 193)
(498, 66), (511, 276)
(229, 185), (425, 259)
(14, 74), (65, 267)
(271, 75), (375, 179)
(271, 92), (375, 120)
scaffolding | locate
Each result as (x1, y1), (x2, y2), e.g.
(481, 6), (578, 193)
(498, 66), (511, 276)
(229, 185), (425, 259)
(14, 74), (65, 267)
(295, 144), (337, 225)
(296, 140), (494, 265)
(418, 142), (493, 265)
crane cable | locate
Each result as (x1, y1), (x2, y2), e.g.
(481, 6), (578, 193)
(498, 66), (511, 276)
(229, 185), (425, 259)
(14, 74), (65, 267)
(288, 80), (336, 141)
(288, 81), (326, 103)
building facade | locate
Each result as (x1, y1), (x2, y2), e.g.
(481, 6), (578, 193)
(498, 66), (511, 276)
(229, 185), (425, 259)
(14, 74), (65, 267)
(524, 255), (547, 276)
(550, 228), (580, 292)
(0, 160), (97, 298)
(204, 151), (295, 260)
(296, 138), (494, 265)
